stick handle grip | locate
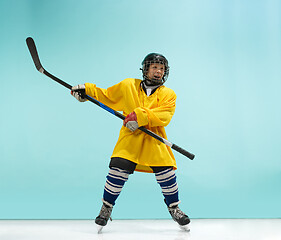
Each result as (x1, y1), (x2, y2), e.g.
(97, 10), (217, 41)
(172, 144), (195, 160)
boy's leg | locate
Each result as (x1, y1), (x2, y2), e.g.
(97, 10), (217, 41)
(152, 167), (190, 229)
(95, 158), (136, 227)
(152, 167), (180, 206)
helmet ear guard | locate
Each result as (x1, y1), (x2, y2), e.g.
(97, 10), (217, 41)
(140, 53), (169, 85)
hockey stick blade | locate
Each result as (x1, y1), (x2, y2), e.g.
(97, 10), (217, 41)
(26, 37), (195, 160)
(26, 37), (72, 90)
(26, 37), (44, 73)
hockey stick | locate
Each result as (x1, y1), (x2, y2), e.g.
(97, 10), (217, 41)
(26, 37), (195, 160)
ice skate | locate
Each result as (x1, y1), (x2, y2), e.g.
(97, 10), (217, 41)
(95, 201), (113, 233)
(167, 203), (190, 231)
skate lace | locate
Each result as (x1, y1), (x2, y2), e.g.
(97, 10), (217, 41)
(172, 207), (186, 219)
(100, 205), (113, 221)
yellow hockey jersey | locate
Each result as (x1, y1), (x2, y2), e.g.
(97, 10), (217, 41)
(85, 78), (177, 173)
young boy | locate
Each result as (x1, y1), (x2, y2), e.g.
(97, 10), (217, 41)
(71, 53), (190, 231)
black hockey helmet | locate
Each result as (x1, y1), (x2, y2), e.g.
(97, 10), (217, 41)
(140, 53), (169, 85)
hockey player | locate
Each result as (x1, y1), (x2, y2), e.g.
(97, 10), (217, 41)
(71, 53), (190, 231)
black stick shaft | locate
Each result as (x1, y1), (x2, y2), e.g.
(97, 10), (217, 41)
(26, 37), (195, 160)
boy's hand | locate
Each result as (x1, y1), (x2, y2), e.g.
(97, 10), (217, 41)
(124, 112), (139, 132)
(71, 84), (87, 102)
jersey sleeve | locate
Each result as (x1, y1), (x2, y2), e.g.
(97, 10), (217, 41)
(134, 88), (176, 128)
(84, 81), (125, 111)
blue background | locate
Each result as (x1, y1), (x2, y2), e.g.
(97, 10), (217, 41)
(0, 0), (280, 219)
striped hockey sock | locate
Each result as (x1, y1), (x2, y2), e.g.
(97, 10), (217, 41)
(155, 168), (180, 207)
(103, 167), (130, 206)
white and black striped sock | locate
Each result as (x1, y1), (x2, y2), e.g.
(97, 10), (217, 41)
(155, 168), (180, 206)
(103, 167), (130, 206)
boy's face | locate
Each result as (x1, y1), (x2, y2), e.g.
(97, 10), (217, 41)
(147, 63), (165, 82)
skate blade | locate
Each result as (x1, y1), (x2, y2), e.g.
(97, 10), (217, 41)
(96, 224), (104, 234)
(179, 224), (190, 232)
